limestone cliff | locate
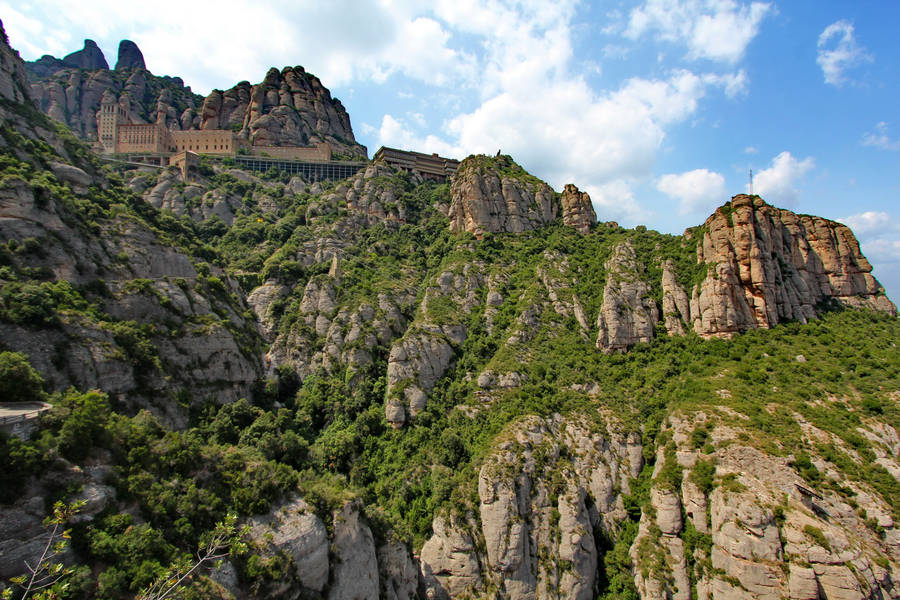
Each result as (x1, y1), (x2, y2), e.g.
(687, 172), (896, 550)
(419, 414), (643, 600)
(115, 40), (145, 71)
(630, 411), (900, 600)
(199, 66), (366, 158)
(690, 194), (896, 338)
(26, 39), (108, 78)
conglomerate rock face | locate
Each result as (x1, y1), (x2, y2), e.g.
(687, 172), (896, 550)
(560, 183), (597, 234)
(690, 194), (896, 338)
(448, 155), (559, 237)
(199, 66), (366, 158)
(114, 39), (145, 71)
(662, 259), (691, 336)
(25, 41), (363, 157)
(419, 414), (643, 600)
(596, 241), (660, 352)
(630, 412), (900, 600)
(27, 38), (202, 140)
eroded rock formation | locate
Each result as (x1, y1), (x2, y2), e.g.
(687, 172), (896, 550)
(596, 241), (660, 352)
(631, 412), (900, 600)
(27, 47), (202, 140)
(419, 414), (643, 600)
(690, 194), (896, 338)
(560, 183), (596, 234)
(448, 155), (558, 237)
(115, 39), (145, 71)
(199, 66), (365, 158)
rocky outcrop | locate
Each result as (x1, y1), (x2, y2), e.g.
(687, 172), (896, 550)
(319, 164), (410, 226)
(419, 414), (642, 600)
(662, 259), (691, 336)
(448, 155), (558, 237)
(596, 241), (660, 352)
(420, 516), (483, 599)
(64, 39), (109, 71)
(199, 66), (366, 158)
(631, 412), (900, 600)
(378, 541), (419, 600)
(115, 40), (145, 71)
(0, 21), (32, 104)
(329, 503), (379, 600)
(385, 264), (484, 426)
(691, 195), (897, 338)
(536, 252), (591, 335)
(560, 184), (596, 234)
(249, 496), (330, 593)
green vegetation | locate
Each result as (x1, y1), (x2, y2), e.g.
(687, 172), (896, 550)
(2, 99), (899, 598)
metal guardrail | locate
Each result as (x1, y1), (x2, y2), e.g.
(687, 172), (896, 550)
(0, 403), (52, 425)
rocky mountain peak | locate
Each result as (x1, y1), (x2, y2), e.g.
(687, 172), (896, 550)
(560, 183), (596, 234)
(115, 39), (145, 71)
(198, 65), (365, 158)
(448, 154), (558, 237)
(63, 39), (109, 70)
(0, 20), (32, 104)
(690, 194), (896, 337)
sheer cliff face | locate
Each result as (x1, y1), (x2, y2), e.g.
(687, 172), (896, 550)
(25, 42), (364, 158)
(2, 31), (264, 423)
(27, 48), (203, 140)
(199, 66), (366, 158)
(691, 194), (896, 338)
(448, 155), (559, 237)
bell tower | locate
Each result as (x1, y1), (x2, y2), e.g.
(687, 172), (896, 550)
(97, 92), (127, 153)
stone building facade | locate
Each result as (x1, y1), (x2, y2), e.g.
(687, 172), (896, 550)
(96, 92), (329, 162)
(373, 146), (459, 181)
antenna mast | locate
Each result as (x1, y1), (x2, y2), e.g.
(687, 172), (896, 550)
(749, 168), (754, 195)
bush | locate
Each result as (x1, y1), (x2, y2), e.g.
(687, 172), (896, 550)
(57, 390), (111, 462)
(0, 351), (45, 403)
(0, 433), (43, 502)
(690, 458), (717, 495)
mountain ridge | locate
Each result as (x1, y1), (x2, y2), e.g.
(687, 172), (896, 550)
(2, 22), (899, 600)
(25, 38), (366, 158)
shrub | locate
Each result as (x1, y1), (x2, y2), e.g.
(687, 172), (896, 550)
(57, 390), (111, 462)
(0, 351), (45, 403)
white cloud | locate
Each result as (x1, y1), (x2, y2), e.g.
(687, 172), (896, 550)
(744, 145), (758, 154)
(840, 211), (896, 236)
(657, 168), (727, 215)
(816, 20), (871, 86)
(584, 180), (650, 225)
(2, 0), (477, 94)
(839, 211), (900, 302)
(751, 151), (814, 206)
(446, 68), (739, 198)
(862, 238), (900, 262)
(861, 122), (900, 151)
(626, 0), (773, 63)
(377, 114), (463, 157)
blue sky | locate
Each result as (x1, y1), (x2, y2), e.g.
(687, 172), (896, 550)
(4, 0), (899, 300)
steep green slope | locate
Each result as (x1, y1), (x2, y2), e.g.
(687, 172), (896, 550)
(2, 24), (899, 600)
